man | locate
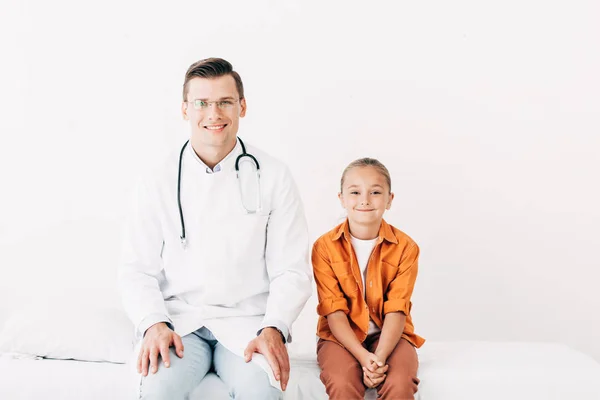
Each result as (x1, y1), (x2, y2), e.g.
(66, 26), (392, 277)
(119, 58), (312, 399)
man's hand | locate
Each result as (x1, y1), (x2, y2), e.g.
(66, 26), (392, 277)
(243, 327), (289, 391)
(137, 322), (184, 376)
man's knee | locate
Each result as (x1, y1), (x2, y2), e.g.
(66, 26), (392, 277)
(139, 386), (183, 400)
(138, 361), (192, 400)
(229, 368), (282, 400)
(139, 375), (186, 400)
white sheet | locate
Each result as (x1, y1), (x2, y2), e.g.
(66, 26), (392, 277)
(0, 355), (378, 400)
(0, 356), (330, 400)
(417, 341), (600, 400)
(1, 342), (599, 400)
(0, 356), (131, 400)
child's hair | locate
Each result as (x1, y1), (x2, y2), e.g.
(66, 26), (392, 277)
(340, 158), (392, 193)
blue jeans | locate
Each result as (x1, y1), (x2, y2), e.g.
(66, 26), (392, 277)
(138, 327), (282, 400)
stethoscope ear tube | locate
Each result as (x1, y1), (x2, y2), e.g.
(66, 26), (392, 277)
(178, 140), (189, 248)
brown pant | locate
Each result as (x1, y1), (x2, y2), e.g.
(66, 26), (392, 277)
(317, 335), (419, 400)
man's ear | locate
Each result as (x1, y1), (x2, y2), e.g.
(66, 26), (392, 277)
(181, 102), (189, 120)
(239, 98), (247, 118)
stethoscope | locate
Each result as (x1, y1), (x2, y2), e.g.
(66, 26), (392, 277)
(177, 137), (261, 249)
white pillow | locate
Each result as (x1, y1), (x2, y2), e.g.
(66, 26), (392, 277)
(0, 299), (135, 364)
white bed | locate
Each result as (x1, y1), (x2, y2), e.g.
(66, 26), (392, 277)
(416, 341), (600, 399)
(1, 298), (600, 399)
(1, 341), (600, 400)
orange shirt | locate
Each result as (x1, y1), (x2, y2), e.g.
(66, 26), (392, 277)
(312, 219), (425, 348)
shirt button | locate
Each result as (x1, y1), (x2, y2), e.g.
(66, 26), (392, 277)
(372, 307), (375, 313)
(369, 281), (373, 288)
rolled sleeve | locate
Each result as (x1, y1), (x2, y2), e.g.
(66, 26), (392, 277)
(383, 299), (411, 316)
(317, 297), (350, 316)
(383, 243), (419, 316)
(312, 242), (350, 317)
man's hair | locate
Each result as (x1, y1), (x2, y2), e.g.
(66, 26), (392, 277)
(182, 58), (244, 101)
(340, 158), (392, 193)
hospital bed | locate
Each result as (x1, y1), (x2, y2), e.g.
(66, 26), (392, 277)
(1, 300), (600, 399)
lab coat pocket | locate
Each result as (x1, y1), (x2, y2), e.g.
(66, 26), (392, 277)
(219, 212), (270, 266)
(331, 261), (359, 294)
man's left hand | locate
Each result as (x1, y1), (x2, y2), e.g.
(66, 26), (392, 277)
(244, 327), (289, 391)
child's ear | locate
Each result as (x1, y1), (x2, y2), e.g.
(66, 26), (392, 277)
(386, 192), (395, 210)
(338, 192), (344, 207)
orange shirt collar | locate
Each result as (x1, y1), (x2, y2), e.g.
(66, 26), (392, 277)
(330, 218), (398, 244)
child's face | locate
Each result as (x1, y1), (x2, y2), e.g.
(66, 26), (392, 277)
(339, 166), (394, 227)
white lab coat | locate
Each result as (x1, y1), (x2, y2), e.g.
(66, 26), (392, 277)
(118, 139), (312, 388)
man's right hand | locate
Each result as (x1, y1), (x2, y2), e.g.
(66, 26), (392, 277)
(137, 322), (184, 376)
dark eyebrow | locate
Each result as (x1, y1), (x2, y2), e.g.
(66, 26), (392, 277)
(192, 96), (237, 101)
(346, 184), (384, 189)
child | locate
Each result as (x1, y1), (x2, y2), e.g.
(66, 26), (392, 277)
(312, 158), (425, 400)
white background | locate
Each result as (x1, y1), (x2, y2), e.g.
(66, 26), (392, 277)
(1, 0), (599, 361)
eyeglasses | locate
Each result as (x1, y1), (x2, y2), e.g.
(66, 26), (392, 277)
(185, 98), (241, 111)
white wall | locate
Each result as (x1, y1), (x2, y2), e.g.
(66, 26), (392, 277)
(1, 0), (599, 361)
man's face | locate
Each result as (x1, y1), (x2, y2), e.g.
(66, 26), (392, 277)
(339, 166), (394, 227)
(182, 75), (246, 151)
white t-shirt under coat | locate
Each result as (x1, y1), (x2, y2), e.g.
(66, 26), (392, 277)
(350, 234), (381, 335)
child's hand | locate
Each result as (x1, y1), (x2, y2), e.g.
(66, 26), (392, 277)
(362, 363), (389, 388)
(359, 351), (388, 388)
(363, 369), (387, 388)
(359, 351), (386, 373)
